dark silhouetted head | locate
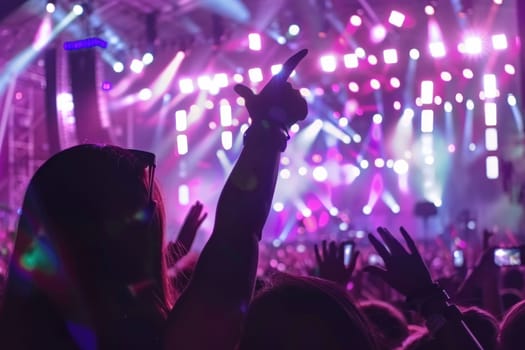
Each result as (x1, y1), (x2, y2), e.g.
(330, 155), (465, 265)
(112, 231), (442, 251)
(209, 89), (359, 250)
(238, 273), (378, 350)
(359, 299), (409, 349)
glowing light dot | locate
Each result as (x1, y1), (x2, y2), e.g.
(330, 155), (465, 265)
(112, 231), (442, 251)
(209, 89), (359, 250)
(360, 159), (369, 169)
(362, 205), (372, 215)
(350, 15), (362, 26)
(273, 202), (284, 212)
(312, 166), (328, 182)
(280, 169), (291, 179)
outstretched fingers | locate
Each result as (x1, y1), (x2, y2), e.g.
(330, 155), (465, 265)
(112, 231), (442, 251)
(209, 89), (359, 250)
(368, 233), (390, 261)
(377, 226), (408, 256)
(271, 49), (308, 83)
(399, 226), (420, 257)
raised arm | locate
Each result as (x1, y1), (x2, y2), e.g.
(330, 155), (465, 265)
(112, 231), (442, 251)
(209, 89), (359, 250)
(164, 50), (309, 350)
(366, 227), (483, 350)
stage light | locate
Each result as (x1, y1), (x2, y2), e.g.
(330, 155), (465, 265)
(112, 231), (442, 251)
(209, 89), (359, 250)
(388, 10), (405, 27)
(213, 73), (228, 88)
(444, 101), (453, 112)
(493, 0), (503, 4)
(176, 135), (188, 155)
(138, 88), (152, 101)
(338, 117), (349, 127)
(393, 101), (401, 110)
(485, 128), (498, 151)
(248, 33), (261, 51)
(57, 92), (74, 113)
(421, 109), (434, 133)
(507, 94), (517, 106)
(448, 144), (456, 153)
(360, 159), (369, 169)
(130, 59), (144, 73)
(429, 42), (446, 58)
(486, 156), (499, 179)
(373, 113), (383, 124)
(455, 93), (464, 103)
(466, 99), (474, 110)
(348, 81), (359, 93)
(270, 64), (283, 75)
(276, 36), (286, 45)
(383, 49), (398, 64)
(483, 74), (498, 99)
(197, 75), (212, 90)
(302, 208), (312, 218)
(320, 55), (337, 72)
(469, 143), (476, 151)
(371, 24), (387, 43)
(179, 78), (194, 94)
(462, 68), (474, 79)
(312, 166), (328, 182)
(409, 48), (420, 60)
(440, 71), (452, 81)
(329, 207), (339, 216)
(505, 64), (515, 75)
(355, 47), (366, 58)
(112, 61), (124, 73)
(273, 202), (284, 212)
(368, 55), (378, 65)
(343, 53), (358, 68)
(370, 79), (381, 90)
(492, 34), (507, 50)
(288, 24), (300, 36)
(290, 123), (300, 133)
(393, 159), (409, 174)
(350, 14), (362, 26)
(248, 67), (263, 83)
(424, 5), (435, 15)
(460, 36), (482, 55)
(142, 52), (154, 65)
(101, 81), (112, 91)
(375, 158), (385, 168)
(353, 134), (362, 143)
(46, 1), (56, 13)
(362, 205), (372, 215)
(178, 185), (189, 205)
(73, 4), (84, 15)
(390, 77), (400, 88)
(220, 102), (232, 127)
(420, 81), (434, 105)
(175, 110), (187, 131)
(221, 131), (233, 150)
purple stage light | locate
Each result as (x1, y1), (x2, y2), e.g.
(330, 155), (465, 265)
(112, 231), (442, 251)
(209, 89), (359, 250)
(248, 33), (262, 51)
(368, 55), (378, 65)
(344, 53), (358, 68)
(350, 15), (362, 26)
(371, 24), (387, 43)
(383, 49), (398, 64)
(248, 68), (263, 83)
(320, 55), (337, 72)
(504, 64), (516, 75)
(348, 82), (359, 93)
(420, 80), (434, 104)
(440, 71), (452, 82)
(197, 75), (212, 90)
(179, 78), (194, 94)
(370, 79), (381, 90)
(130, 59), (144, 73)
(312, 166), (328, 182)
(101, 81), (112, 91)
(492, 34), (508, 50)
(462, 68), (473, 79)
(388, 10), (405, 28)
(429, 42), (446, 58)
(390, 77), (401, 88)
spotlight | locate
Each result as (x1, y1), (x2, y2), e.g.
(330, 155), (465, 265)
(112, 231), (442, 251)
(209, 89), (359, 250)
(142, 52), (154, 65)
(112, 61), (124, 73)
(288, 24), (300, 36)
(73, 4), (84, 15)
(46, 1), (56, 13)
(388, 10), (406, 27)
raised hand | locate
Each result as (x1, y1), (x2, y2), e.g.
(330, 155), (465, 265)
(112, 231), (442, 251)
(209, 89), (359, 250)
(365, 227), (433, 297)
(314, 240), (359, 286)
(233, 49), (308, 128)
(171, 201), (207, 259)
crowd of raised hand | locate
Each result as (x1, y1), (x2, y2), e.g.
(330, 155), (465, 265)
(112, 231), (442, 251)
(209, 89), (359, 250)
(0, 49), (523, 350)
